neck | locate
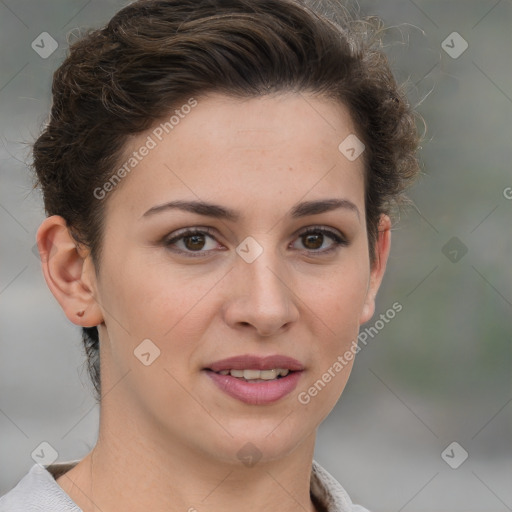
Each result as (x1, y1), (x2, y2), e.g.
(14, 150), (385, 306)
(56, 410), (320, 512)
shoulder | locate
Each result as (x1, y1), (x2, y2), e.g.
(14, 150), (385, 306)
(0, 462), (81, 512)
(311, 460), (371, 512)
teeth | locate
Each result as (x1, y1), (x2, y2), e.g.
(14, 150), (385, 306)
(217, 369), (290, 380)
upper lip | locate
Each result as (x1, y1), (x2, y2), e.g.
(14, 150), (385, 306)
(206, 354), (304, 372)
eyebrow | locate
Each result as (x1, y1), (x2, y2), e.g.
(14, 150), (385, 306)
(141, 198), (360, 221)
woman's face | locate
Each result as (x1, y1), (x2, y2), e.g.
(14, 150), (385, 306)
(54, 92), (390, 464)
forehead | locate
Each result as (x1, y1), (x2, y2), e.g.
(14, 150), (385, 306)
(105, 92), (365, 220)
(173, 92), (359, 158)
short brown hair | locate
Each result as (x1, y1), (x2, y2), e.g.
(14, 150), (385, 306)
(33, 0), (421, 401)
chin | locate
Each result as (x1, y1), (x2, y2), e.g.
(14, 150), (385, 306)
(211, 419), (312, 462)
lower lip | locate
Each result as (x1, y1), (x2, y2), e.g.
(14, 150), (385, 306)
(204, 370), (303, 405)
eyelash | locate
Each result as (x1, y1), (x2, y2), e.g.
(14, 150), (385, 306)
(163, 226), (348, 257)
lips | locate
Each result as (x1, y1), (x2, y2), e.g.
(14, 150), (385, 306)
(205, 354), (304, 373)
(203, 354), (305, 405)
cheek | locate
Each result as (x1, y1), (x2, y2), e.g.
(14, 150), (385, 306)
(103, 252), (222, 357)
(96, 253), (214, 395)
(306, 262), (369, 331)
(296, 271), (367, 421)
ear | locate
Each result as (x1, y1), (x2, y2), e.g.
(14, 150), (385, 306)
(35, 215), (104, 327)
(359, 214), (392, 325)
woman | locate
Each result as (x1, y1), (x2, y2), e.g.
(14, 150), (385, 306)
(0, 0), (420, 510)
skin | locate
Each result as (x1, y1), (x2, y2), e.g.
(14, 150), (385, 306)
(36, 92), (391, 512)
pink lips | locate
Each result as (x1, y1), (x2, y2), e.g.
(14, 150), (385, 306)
(206, 354), (304, 372)
(204, 354), (304, 405)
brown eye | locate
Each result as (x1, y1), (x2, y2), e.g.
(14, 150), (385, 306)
(184, 234), (206, 251)
(291, 227), (348, 254)
(302, 232), (324, 250)
(164, 228), (220, 256)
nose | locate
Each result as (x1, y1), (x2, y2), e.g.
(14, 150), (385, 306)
(222, 250), (300, 337)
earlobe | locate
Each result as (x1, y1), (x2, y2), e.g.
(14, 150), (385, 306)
(359, 214), (392, 325)
(36, 215), (103, 328)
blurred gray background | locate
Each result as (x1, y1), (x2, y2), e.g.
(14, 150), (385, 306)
(0, 1), (511, 510)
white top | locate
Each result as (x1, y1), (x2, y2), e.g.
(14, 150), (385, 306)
(0, 459), (370, 512)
